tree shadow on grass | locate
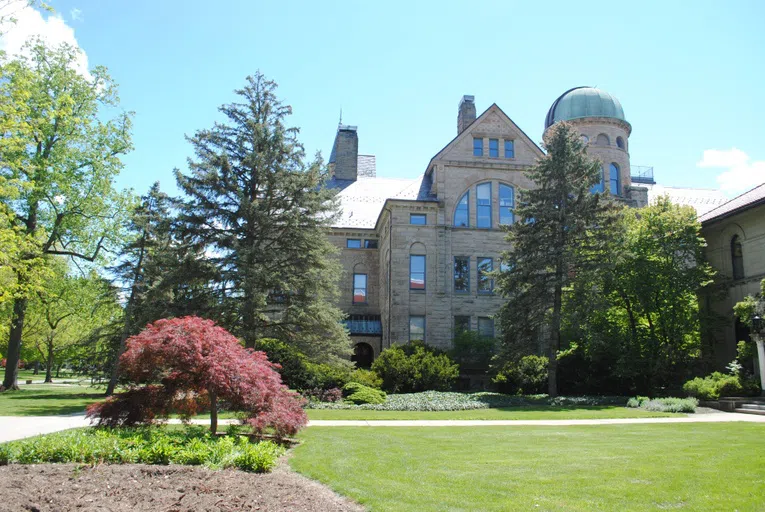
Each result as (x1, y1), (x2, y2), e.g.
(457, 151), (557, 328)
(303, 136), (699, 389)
(0, 389), (104, 416)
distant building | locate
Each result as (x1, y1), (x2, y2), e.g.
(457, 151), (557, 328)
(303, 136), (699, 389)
(325, 87), (728, 367)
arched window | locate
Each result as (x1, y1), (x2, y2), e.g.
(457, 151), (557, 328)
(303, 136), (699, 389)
(731, 235), (744, 280)
(476, 182), (492, 228)
(616, 136), (625, 149)
(596, 133), (610, 146)
(609, 163), (620, 195)
(499, 184), (515, 225)
(590, 166), (605, 194)
(454, 191), (469, 227)
(581, 134), (589, 144)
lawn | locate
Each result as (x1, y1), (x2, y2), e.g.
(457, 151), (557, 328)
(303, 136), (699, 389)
(291, 423), (765, 511)
(0, 384), (104, 416)
(306, 405), (675, 420)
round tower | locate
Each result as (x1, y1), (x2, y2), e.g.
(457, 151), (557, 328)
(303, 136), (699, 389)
(544, 87), (631, 197)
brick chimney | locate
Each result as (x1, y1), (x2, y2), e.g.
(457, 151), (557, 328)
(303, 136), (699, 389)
(457, 95), (476, 134)
(329, 125), (359, 181)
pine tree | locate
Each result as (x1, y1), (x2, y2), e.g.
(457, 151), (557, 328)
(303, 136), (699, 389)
(495, 122), (621, 396)
(175, 72), (350, 364)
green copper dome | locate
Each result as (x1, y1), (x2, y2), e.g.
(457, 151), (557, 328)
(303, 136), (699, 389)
(545, 87), (627, 128)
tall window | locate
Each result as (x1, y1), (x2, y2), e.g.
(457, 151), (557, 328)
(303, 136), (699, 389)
(616, 136), (625, 149)
(473, 137), (483, 157)
(477, 182), (492, 228)
(731, 235), (744, 280)
(410, 213), (427, 225)
(590, 166), (605, 194)
(477, 257), (493, 293)
(454, 316), (470, 334)
(609, 163), (620, 195)
(454, 191), (469, 227)
(489, 138), (499, 158)
(410, 254), (426, 290)
(347, 239), (361, 248)
(478, 317), (494, 338)
(499, 184), (515, 225)
(352, 274), (367, 303)
(454, 256), (470, 293)
(504, 140), (515, 158)
(364, 239), (378, 248)
(410, 315), (425, 341)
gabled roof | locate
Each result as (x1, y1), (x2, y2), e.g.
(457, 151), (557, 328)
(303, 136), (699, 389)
(643, 183), (728, 216)
(698, 182), (765, 225)
(427, 103), (544, 168)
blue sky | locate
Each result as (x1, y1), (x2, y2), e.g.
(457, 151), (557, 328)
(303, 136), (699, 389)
(2, 0), (764, 197)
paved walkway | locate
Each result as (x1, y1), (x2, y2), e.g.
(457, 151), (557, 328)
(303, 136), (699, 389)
(1, 412), (763, 443)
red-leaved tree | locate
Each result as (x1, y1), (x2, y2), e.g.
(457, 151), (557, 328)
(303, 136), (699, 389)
(86, 316), (307, 437)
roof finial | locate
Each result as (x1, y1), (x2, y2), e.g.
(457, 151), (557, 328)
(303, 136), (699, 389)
(338, 108), (343, 127)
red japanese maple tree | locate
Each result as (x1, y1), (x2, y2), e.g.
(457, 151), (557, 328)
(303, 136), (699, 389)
(86, 316), (307, 437)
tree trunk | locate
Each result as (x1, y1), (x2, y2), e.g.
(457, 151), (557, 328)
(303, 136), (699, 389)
(33, 361), (39, 375)
(209, 389), (218, 434)
(44, 337), (54, 383)
(2, 296), (28, 390)
(548, 279), (562, 398)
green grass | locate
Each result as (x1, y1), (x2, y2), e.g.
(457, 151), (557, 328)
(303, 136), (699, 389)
(0, 384), (104, 416)
(306, 405), (675, 420)
(291, 424), (765, 511)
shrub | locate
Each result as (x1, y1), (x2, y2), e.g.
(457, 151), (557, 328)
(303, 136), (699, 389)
(348, 369), (383, 389)
(301, 387), (343, 403)
(683, 372), (743, 400)
(343, 382), (387, 405)
(627, 396), (697, 413)
(86, 316), (307, 439)
(493, 355), (548, 395)
(253, 338), (351, 391)
(372, 341), (459, 393)
(450, 330), (496, 370)
(305, 362), (351, 390)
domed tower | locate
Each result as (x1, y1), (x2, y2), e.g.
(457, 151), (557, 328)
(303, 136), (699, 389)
(544, 87), (633, 199)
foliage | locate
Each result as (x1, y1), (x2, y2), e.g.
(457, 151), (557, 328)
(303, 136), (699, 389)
(492, 355), (549, 395)
(86, 316), (307, 438)
(449, 329), (496, 370)
(348, 368), (382, 389)
(626, 396), (697, 413)
(301, 387), (343, 403)
(682, 372), (745, 400)
(371, 342), (459, 393)
(342, 382), (386, 405)
(174, 72), (350, 363)
(1, 426), (285, 472)
(495, 122), (621, 397)
(252, 338), (350, 391)
(0, 41), (133, 389)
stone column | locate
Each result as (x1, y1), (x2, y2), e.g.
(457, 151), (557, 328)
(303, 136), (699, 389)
(755, 337), (765, 396)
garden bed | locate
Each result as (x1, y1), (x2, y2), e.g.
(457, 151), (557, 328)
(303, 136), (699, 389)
(0, 461), (362, 511)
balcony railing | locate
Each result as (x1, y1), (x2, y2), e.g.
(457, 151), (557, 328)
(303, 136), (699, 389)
(631, 166), (655, 184)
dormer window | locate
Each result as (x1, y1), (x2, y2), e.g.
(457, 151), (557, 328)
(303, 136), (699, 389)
(504, 140), (515, 158)
(489, 139), (499, 158)
(473, 137), (483, 157)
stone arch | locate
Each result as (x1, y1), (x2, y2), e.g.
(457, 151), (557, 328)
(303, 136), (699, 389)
(353, 262), (368, 274)
(410, 242), (427, 254)
(596, 133), (610, 146)
(351, 342), (374, 369)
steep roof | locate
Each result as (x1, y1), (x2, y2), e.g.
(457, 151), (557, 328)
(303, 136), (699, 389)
(643, 184), (729, 216)
(698, 182), (765, 224)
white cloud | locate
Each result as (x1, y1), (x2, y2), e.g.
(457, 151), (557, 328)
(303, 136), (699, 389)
(0, 0), (90, 79)
(697, 148), (765, 196)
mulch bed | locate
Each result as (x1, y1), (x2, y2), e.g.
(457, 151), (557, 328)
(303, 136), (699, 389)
(0, 461), (364, 511)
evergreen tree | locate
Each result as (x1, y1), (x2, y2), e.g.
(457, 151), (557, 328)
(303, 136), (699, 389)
(175, 72), (350, 364)
(495, 122), (620, 396)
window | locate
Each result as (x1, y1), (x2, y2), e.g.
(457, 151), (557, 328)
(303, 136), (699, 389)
(590, 166), (605, 194)
(499, 184), (515, 225)
(596, 133), (610, 146)
(477, 182), (492, 228)
(731, 235), (744, 280)
(609, 163), (620, 195)
(489, 138), (499, 158)
(478, 317), (494, 338)
(454, 256), (470, 293)
(352, 274), (367, 303)
(344, 315), (382, 335)
(477, 257), (493, 293)
(616, 136), (625, 149)
(364, 239), (378, 249)
(473, 137), (483, 157)
(410, 254), (426, 290)
(454, 191), (469, 227)
(346, 239), (361, 248)
(410, 213), (427, 225)
(409, 315), (425, 341)
(454, 316), (470, 334)
(504, 140), (515, 158)
(581, 135), (589, 144)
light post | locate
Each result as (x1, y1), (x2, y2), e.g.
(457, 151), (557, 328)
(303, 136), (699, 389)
(753, 314), (765, 396)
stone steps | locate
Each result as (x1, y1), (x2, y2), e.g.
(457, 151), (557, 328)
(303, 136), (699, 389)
(734, 402), (765, 416)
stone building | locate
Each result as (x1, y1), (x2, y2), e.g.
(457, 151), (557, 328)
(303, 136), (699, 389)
(699, 184), (765, 368)
(325, 87), (728, 367)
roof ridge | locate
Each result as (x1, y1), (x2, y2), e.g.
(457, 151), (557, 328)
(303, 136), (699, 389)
(699, 181), (765, 219)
